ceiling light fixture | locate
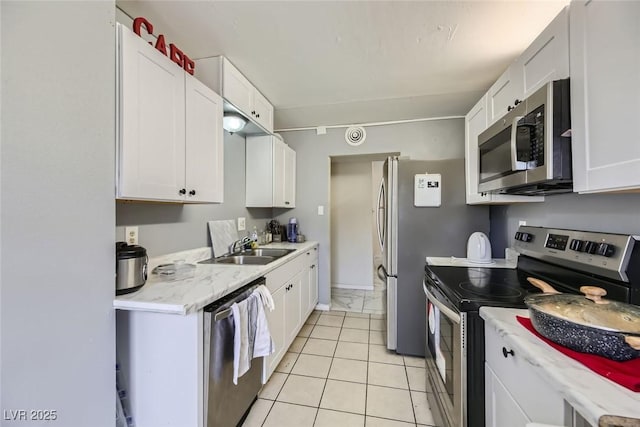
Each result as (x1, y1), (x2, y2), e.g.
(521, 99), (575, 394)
(222, 113), (247, 134)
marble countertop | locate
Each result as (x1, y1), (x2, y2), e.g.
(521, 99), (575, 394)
(114, 241), (318, 315)
(480, 307), (640, 426)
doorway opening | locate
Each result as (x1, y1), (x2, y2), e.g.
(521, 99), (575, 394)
(328, 153), (397, 314)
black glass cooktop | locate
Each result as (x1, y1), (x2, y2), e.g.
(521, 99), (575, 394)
(425, 265), (537, 311)
(425, 255), (635, 311)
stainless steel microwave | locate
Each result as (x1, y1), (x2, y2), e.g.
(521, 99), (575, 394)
(477, 79), (572, 195)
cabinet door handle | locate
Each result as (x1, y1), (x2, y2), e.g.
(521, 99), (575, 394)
(306, 252), (310, 255)
(189, 190), (196, 196)
(179, 188), (186, 195)
(285, 201), (290, 205)
(311, 265), (315, 269)
(251, 110), (256, 115)
(256, 113), (260, 118)
(507, 105), (514, 112)
(514, 99), (522, 106)
(502, 347), (515, 358)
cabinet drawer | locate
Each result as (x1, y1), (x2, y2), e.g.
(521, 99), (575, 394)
(265, 252), (306, 293)
(485, 324), (564, 424)
(303, 245), (319, 268)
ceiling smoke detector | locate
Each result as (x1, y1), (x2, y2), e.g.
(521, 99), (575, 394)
(345, 126), (366, 146)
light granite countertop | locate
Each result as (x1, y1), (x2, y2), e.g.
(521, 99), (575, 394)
(480, 307), (640, 427)
(114, 241), (318, 315)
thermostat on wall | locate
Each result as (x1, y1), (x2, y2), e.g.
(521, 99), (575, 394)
(414, 174), (441, 207)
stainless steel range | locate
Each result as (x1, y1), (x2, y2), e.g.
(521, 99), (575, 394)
(423, 226), (640, 427)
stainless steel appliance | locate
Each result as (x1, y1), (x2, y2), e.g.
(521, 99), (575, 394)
(376, 157), (489, 356)
(115, 241), (148, 295)
(478, 79), (572, 195)
(424, 226), (640, 427)
(203, 277), (265, 427)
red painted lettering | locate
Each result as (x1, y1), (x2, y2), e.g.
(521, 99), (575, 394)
(132, 17), (153, 37)
(169, 44), (185, 68)
(184, 56), (195, 75)
(155, 34), (167, 56)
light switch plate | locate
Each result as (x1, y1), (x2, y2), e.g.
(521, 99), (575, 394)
(125, 226), (138, 245)
(237, 217), (246, 231)
(317, 205), (324, 215)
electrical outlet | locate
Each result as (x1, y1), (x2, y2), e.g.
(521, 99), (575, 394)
(518, 220), (527, 226)
(125, 226), (139, 245)
(317, 205), (324, 215)
(237, 217), (246, 231)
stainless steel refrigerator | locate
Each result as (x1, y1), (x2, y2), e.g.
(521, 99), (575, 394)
(376, 157), (489, 356)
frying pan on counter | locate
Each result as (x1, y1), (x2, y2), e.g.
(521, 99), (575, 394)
(525, 277), (640, 361)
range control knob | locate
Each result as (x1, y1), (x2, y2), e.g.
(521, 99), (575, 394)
(520, 233), (533, 242)
(584, 241), (598, 254)
(570, 239), (584, 251)
(515, 232), (521, 240)
(596, 243), (615, 257)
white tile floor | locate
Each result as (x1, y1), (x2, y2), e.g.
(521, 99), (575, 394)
(242, 310), (437, 427)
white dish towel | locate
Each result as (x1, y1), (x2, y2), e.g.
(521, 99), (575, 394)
(231, 299), (251, 385)
(231, 286), (276, 385)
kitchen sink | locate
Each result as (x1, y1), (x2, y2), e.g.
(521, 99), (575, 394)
(198, 248), (295, 266)
(200, 255), (276, 265)
(244, 248), (295, 257)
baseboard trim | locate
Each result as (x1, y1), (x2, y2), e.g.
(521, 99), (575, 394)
(315, 303), (331, 311)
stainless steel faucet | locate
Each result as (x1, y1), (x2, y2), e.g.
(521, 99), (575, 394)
(228, 237), (251, 255)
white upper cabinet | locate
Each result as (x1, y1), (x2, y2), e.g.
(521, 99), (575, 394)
(195, 56), (275, 134)
(570, 1), (640, 193)
(252, 89), (275, 133)
(465, 7), (568, 204)
(487, 66), (523, 126)
(465, 96), (492, 204)
(221, 59), (254, 116)
(246, 136), (296, 208)
(117, 24), (223, 203)
(117, 22), (186, 201)
(185, 74), (224, 203)
(487, 7), (569, 127)
(518, 7), (569, 99)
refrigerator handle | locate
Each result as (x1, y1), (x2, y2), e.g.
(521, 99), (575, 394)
(377, 264), (388, 281)
(376, 178), (385, 251)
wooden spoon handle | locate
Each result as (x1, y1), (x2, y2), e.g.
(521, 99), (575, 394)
(527, 277), (560, 294)
(624, 335), (640, 350)
(580, 286), (609, 304)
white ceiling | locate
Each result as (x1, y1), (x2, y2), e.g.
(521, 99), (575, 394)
(117, 1), (569, 129)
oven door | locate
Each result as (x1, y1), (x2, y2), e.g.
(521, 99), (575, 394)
(424, 279), (465, 427)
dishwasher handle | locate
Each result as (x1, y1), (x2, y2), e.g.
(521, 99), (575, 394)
(203, 276), (266, 316)
(214, 308), (232, 322)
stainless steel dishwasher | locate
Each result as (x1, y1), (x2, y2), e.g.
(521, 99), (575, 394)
(203, 277), (265, 427)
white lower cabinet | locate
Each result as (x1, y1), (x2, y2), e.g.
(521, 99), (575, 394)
(485, 323), (565, 426)
(485, 364), (531, 427)
(284, 271), (303, 345)
(264, 285), (287, 377)
(263, 245), (319, 381)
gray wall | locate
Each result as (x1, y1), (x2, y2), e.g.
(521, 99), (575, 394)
(116, 133), (272, 256)
(490, 192), (640, 255)
(330, 161), (374, 289)
(1, 2), (115, 425)
(277, 118), (465, 306)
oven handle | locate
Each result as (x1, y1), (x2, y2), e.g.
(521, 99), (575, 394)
(423, 279), (460, 325)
